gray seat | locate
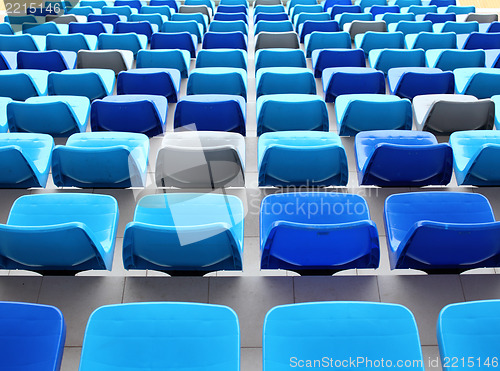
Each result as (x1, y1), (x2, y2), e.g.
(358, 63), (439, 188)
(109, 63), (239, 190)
(178, 5), (212, 18)
(254, 0), (282, 6)
(77, 50), (133, 75)
(347, 20), (387, 40)
(46, 15), (80, 24)
(413, 94), (495, 135)
(464, 13), (498, 23)
(255, 31), (299, 50)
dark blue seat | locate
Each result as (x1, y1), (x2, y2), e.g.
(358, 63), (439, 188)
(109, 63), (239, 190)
(422, 12), (456, 24)
(322, 67), (385, 102)
(323, 0), (352, 12)
(115, 21), (156, 41)
(17, 50), (76, 72)
(117, 68), (181, 103)
(217, 4), (247, 13)
(202, 31), (248, 50)
(151, 32), (197, 58)
(299, 20), (339, 43)
(214, 12), (249, 23)
(150, 0), (179, 12)
(369, 4), (399, 16)
(384, 192), (500, 273)
(429, 0), (455, 5)
(388, 67), (454, 99)
(254, 12), (288, 23)
(462, 32), (500, 50)
(260, 192), (379, 275)
(115, 0), (143, 11)
(88, 13), (122, 26)
(487, 21), (500, 33)
(330, 5), (361, 18)
(69, 21), (110, 36)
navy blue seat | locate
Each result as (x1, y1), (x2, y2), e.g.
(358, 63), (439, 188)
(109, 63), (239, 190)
(311, 48), (365, 78)
(150, 0), (179, 12)
(461, 32), (500, 50)
(217, 4), (247, 14)
(299, 20), (339, 43)
(115, 0), (143, 11)
(115, 21), (156, 41)
(202, 31), (248, 50)
(330, 4), (361, 18)
(69, 21), (110, 36)
(117, 68), (181, 103)
(487, 21), (500, 33)
(214, 12), (248, 23)
(17, 50), (76, 72)
(422, 12), (456, 24)
(369, 4), (399, 16)
(323, 0), (352, 12)
(254, 12), (288, 23)
(151, 32), (197, 58)
(322, 67), (385, 102)
(388, 67), (454, 99)
(88, 13), (122, 26)
(384, 192), (500, 273)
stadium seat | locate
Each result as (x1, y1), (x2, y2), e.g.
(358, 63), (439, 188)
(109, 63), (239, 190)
(69, 21), (112, 36)
(77, 50), (134, 75)
(218, 4), (248, 14)
(150, 0), (179, 11)
(460, 32), (500, 50)
(0, 34), (44, 52)
(425, 49), (486, 71)
(102, 5), (137, 20)
(137, 49), (191, 78)
(88, 13), (124, 26)
(422, 12), (456, 24)
(454, 68), (500, 99)
(369, 4), (400, 17)
(114, 21), (157, 41)
(322, 67), (385, 102)
(115, 0), (143, 11)
(0, 69), (48, 100)
(140, 5), (173, 18)
(117, 68), (181, 103)
(215, 12), (249, 23)
(355, 0), (386, 10)
(387, 20), (433, 35)
(0, 23), (14, 35)
(196, 49), (248, 70)
(22, 22), (67, 36)
(179, 4), (211, 18)
(254, 20), (293, 34)
(294, 12), (331, 30)
(312, 48), (365, 78)
(17, 50), (76, 72)
(186, 67), (247, 99)
(254, 48), (306, 72)
(0, 52), (14, 70)
(260, 192), (379, 274)
(48, 69), (115, 101)
(347, 20), (386, 41)
(130, 13), (168, 29)
(254, 4), (286, 14)
(304, 31), (351, 58)
(256, 67), (315, 97)
(209, 20), (248, 35)
(405, 31), (456, 51)
(354, 31), (404, 55)
(97, 33), (148, 57)
(202, 31), (248, 50)
(298, 20), (339, 43)
(376, 12), (415, 24)
(329, 4), (361, 19)
(334, 12), (372, 29)
(151, 32), (198, 58)
(0, 97), (11, 132)
(255, 31), (299, 50)
(369, 49), (425, 74)
(46, 34), (98, 53)
(388, 67), (454, 99)
(433, 21), (478, 34)
(464, 13), (498, 23)
(161, 21), (203, 43)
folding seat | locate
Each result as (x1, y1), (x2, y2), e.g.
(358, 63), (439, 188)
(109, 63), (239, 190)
(256, 67), (315, 98)
(322, 67), (385, 102)
(22, 22), (68, 36)
(4, 15), (38, 27)
(123, 193), (244, 274)
(347, 20), (387, 40)
(187, 67), (247, 99)
(79, 0), (109, 7)
(254, 13), (289, 24)
(171, 13), (208, 33)
(421, 12), (456, 24)
(130, 13), (168, 29)
(355, 130), (452, 186)
(405, 32), (456, 51)
(67, 6), (96, 16)
(256, 0), (282, 5)
(0, 97), (12, 132)
(486, 21), (500, 33)
(52, 132), (149, 187)
(355, 0), (387, 11)
(354, 31), (404, 55)
(387, 20), (433, 35)
(335, 94), (412, 136)
(202, 31), (247, 50)
(196, 49), (248, 70)
(0, 302), (65, 370)
(413, 94), (494, 134)
(298, 20), (339, 43)
(287, 0), (317, 13)
(150, 0), (179, 12)
(0, 34), (44, 52)
(388, 67), (454, 99)
(174, 94), (246, 134)
(215, 12), (249, 23)
(88, 13), (124, 26)
(0, 52), (15, 70)
(441, 4), (474, 14)
(402, 5), (437, 14)
(114, 21), (157, 41)
(0, 133), (53, 188)
(116, 68), (180, 103)
(151, 32), (198, 58)
(217, 4), (248, 14)
(161, 21), (204, 44)
(48, 69), (115, 101)
(254, 4), (286, 14)
(294, 13), (331, 32)
(464, 13), (498, 23)
(433, 20), (478, 34)
(179, 4), (211, 18)
(77, 49), (134, 75)
(254, 20), (293, 34)
(69, 21), (113, 36)
(46, 34), (98, 52)
(255, 31), (300, 50)
(258, 131), (348, 186)
(98, 33), (148, 57)
(304, 31), (351, 57)
(334, 12), (372, 29)
(426, 49), (485, 71)
(264, 302), (423, 368)
(290, 4), (323, 20)
(91, 95), (167, 136)
(454, 68), (500, 99)
(0, 193), (118, 273)
(486, 49), (500, 68)
(209, 20), (248, 35)
(17, 50), (76, 72)
(102, 5), (137, 20)
(369, 4), (399, 17)
(115, 0), (143, 11)
(257, 94), (329, 135)
(140, 5), (173, 18)
(460, 32), (500, 50)
(0, 23), (14, 35)
(323, 0), (352, 12)
(429, 0), (455, 6)
(185, 0), (215, 13)
(260, 192), (379, 274)
(369, 49), (425, 74)
(254, 48), (306, 72)
(390, 0), (421, 6)
(155, 132), (245, 187)
(384, 192), (500, 272)
(0, 70), (48, 101)
(329, 4), (361, 19)
(376, 12), (415, 24)
(312, 48), (365, 77)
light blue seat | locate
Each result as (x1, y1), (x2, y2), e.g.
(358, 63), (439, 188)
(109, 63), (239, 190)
(450, 130), (500, 186)
(438, 300), (500, 371)
(151, 0), (179, 11)
(0, 97), (12, 132)
(48, 69), (115, 101)
(403, 4), (437, 14)
(79, 302), (239, 370)
(0, 51), (15, 70)
(258, 131), (348, 186)
(141, 5), (173, 18)
(254, 20), (294, 34)
(187, 67), (247, 99)
(52, 132), (149, 188)
(335, 94), (412, 136)
(369, 49), (426, 74)
(215, 12), (249, 23)
(312, 48), (365, 77)
(486, 49), (500, 68)
(0, 23), (14, 35)
(264, 302), (423, 370)
(354, 31), (404, 55)
(0, 34), (45, 52)
(68, 6), (98, 16)
(388, 67), (454, 99)
(494, 95), (500, 129)
(0, 133), (53, 188)
(260, 193), (379, 274)
(79, 0), (109, 8)
(287, 0), (317, 14)
(426, 49), (485, 71)
(290, 4), (323, 20)
(294, 12), (331, 30)
(355, 130), (452, 186)
(17, 50), (76, 72)
(220, 0), (248, 7)
(334, 12), (373, 29)
(376, 12), (415, 24)
(322, 67), (385, 102)
(22, 22), (68, 36)
(355, 0), (387, 10)
(256, 67), (315, 98)
(209, 20), (248, 35)
(46, 34), (98, 52)
(384, 192), (500, 272)
(433, 21), (479, 34)
(0, 193), (118, 273)
(102, 5), (137, 19)
(441, 4), (474, 14)
(196, 49), (248, 70)
(161, 20), (203, 42)
(254, 4), (286, 15)
(171, 12), (208, 33)
(255, 48), (306, 72)
(123, 193), (244, 274)
(387, 20), (433, 35)
(137, 49), (191, 78)
(390, 0), (421, 5)
(117, 68), (181, 102)
(257, 94), (329, 135)
(454, 67), (500, 99)
(0, 69), (48, 101)
(98, 33), (148, 57)
(298, 20), (340, 43)
(8, 96), (90, 136)
(405, 32), (456, 51)
(304, 31), (351, 57)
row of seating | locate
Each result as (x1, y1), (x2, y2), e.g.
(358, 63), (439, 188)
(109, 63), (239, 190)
(3, 299), (499, 371)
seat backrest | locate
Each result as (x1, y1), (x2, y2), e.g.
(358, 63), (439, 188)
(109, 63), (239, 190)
(255, 31), (299, 50)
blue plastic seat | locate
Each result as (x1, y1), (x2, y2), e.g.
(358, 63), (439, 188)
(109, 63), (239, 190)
(334, 12), (373, 29)
(79, 0), (109, 8)
(80, 302), (239, 370)
(123, 194), (244, 274)
(426, 49), (485, 71)
(298, 20), (339, 43)
(294, 12), (331, 30)
(255, 48), (306, 72)
(369, 49), (426, 74)
(433, 21), (479, 34)
(405, 32), (456, 51)
(0, 97), (12, 132)
(150, 0), (179, 12)
(454, 68), (500, 99)
(140, 5), (173, 18)
(258, 131), (348, 186)
(256, 67), (315, 98)
(88, 13), (123, 26)
(202, 31), (248, 50)
(186, 0), (215, 12)
(209, 20), (248, 35)
(68, 6), (96, 16)
(115, 0), (143, 11)
(98, 33), (148, 57)
(287, 0), (317, 13)
(91, 95), (167, 137)
(5, 15), (38, 25)
(115, 21), (157, 41)
(69, 21), (111, 37)
(0, 23), (14, 35)
(0, 69), (48, 101)
(52, 132), (149, 188)
(461, 32), (500, 50)
(220, 0), (248, 7)
(336, 94), (412, 136)
(290, 4), (323, 20)
(329, 4), (361, 18)
(22, 22), (67, 36)
(322, 67), (385, 102)
(17, 50), (76, 72)
(388, 67), (454, 99)
(254, 20), (294, 34)
(0, 133), (53, 188)
(387, 20), (433, 35)
(151, 32), (198, 58)
(257, 94), (329, 135)
(161, 20), (203, 42)
(117, 68), (181, 103)
(254, 5), (286, 14)
(355, 130), (452, 186)
(304, 31), (351, 57)
(171, 12), (209, 33)
(384, 192), (500, 273)
(391, 0), (421, 5)
(486, 21), (500, 33)
(376, 12), (415, 24)
(102, 5), (137, 20)
(254, 13), (288, 24)
(422, 12), (455, 24)
(323, 0), (352, 12)
(137, 49), (191, 78)
(0, 34), (44, 52)
(260, 193), (379, 274)
(187, 67), (247, 99)
(215, 12), (249, 23)
(0, 193), (118, 273)
(8, 96), (90, 136)
(311, 48), (365, 77)
(354, 31), (405, 55)
(46, 34), (98, 53)
(0, 302), (65, 370)
(196, 49), (247, 70)
(48, 69), (115, 101)
(217, 4), (248, 14)
(370, 4), (400, 16)
(355, 0), (387, 10)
